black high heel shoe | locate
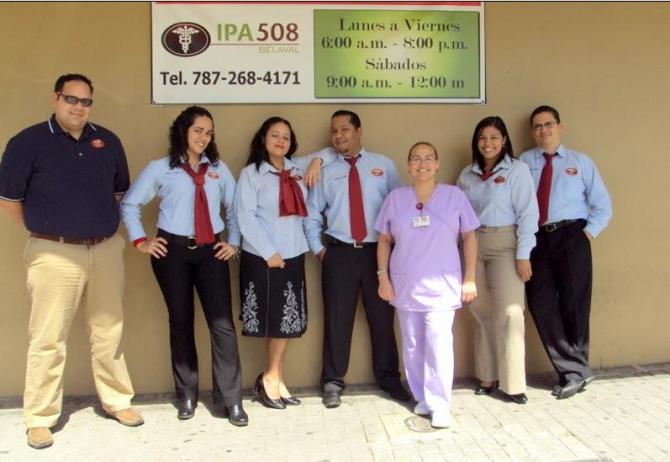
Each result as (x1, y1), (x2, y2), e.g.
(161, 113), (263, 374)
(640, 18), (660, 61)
(474, 380), (499, 395)
(281, 395), (301, 406)
(506, 393), (528, 405)
(254, 373), (286, 410)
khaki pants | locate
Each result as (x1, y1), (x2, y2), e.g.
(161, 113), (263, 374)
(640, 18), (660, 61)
(469, 226), (526, 394)
(22, 234), (135, 428)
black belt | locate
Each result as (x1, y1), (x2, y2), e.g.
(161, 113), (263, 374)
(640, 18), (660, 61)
(325, 235), (376, 248)
(30, 232), (108, 246)
(539, 219), (583, 233)
(157, 229), (222, 249)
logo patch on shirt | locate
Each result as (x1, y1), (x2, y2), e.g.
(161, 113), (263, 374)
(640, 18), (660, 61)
(207, 172), (220, 179)
(371, 168), (384, 176)
(90, 138), (105, 149)
(565, 167), (578, 176)
(494, 176), (506, 184)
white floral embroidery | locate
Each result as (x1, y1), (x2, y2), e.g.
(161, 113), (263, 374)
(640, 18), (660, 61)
(300, 280), (307, 330)
(242, 282), (259, 333)
(280, 281), (302, 334)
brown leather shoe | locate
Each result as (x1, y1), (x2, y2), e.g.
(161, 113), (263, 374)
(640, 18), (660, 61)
(27, 427), (53, 449)
(107, 408), (144, 427)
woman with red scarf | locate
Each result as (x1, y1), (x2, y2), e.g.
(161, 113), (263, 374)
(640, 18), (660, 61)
(121, 106), (247, 425)
(235, 116), (320, 409)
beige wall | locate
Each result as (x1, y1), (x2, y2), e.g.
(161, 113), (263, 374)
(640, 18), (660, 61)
(1, 2), (668, 397)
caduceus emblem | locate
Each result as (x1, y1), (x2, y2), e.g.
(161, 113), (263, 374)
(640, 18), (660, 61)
(162, 22), (210, 57)
(172, 25), (200, 54)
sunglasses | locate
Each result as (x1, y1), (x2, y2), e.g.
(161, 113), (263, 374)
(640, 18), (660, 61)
(57, 93), (93, 107)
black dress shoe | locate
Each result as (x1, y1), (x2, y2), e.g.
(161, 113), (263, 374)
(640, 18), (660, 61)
(557, 378), (586, 400)
(384, 386), (412, 402)
(551, 383), (562, 396)
(177, 399), (197, 420)
(281, 395), (301, 406)
(579, 375), (595, 393)
(254, 373), (286, 410)
(225, 404), (249, 426)
(506, 393), (528, 404)
(322, 390), (341, 409)
(474, 381), (499, 395)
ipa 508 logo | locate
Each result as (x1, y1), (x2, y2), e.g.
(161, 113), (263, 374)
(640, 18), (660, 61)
(161, 21), (300, 57)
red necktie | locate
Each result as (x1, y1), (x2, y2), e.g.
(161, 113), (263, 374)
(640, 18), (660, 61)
(479, 171), (494, 181)
(181, 163), (216, 245)
(537, 153), (555, 225)
(274, 170), (307, 217)
(345, 157), (367, 243)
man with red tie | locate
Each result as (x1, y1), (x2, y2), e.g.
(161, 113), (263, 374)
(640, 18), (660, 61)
(305, 110), (411, 408)
(520, 105), (612, 400)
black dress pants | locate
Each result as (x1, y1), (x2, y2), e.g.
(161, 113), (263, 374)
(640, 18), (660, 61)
(320, 241), (401, 393)
(151, 237), (242, 405)
(525, 220), (593, 384)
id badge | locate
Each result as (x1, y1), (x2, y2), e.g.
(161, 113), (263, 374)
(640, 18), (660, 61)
(412, 215), (431, 227)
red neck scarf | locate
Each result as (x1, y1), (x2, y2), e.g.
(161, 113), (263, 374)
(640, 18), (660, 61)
(274, 169), (307, 217)
(181, 163), (216, 244)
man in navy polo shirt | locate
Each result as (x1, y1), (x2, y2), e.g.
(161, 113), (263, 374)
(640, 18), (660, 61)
(0, 74), (143, 449)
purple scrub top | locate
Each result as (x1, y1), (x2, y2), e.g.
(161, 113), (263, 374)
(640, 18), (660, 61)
(374, 184), (479, 312)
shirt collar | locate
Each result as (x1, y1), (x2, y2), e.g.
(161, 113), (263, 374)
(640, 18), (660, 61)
(259, 157), (298, 175)
(535, 144), (566, 159)
(47, 114), (97, 139)
(471, 154), (512, 175)
(180, 154), (213, 167)
(337, 147), (367, 163)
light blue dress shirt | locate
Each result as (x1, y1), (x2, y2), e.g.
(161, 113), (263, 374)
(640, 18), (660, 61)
(120, 156), (241, 245)
(519, 145), (612, 238)
(304, 147), (403, 254)
(235, 158), (310, 260)
(457, 155), (539, 259)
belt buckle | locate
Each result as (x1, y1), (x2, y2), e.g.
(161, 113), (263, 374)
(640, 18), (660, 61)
(187, 236), (198, 250)
(545, 222), (559, 232)
(353, 242), (363, 248)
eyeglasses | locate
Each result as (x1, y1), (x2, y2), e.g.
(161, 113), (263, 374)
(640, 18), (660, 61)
(57, 93), (93, 107)
(532, 121), (557, 132)
(409, 156), (437, 164)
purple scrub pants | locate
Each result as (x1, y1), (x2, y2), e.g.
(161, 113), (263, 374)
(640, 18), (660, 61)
(396, 309), (456, 415)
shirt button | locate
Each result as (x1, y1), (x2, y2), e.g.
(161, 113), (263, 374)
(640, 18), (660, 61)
(78, 152), (84, 157)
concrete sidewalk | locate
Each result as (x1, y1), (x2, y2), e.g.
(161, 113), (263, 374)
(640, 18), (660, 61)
(1, 363), (669, 462)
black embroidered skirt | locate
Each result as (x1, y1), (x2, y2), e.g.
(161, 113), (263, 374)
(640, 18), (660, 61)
(239, 251), (307, 338)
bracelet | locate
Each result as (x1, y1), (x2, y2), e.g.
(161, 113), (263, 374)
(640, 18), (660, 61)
(133, 237), (147, 248)
(376, 269), (387, 275)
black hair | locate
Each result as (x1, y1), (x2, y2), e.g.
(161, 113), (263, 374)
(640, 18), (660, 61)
(471, 116), (514, 172)
(168, 106), (219, 169)
(245, 116), (298, 171)
(408, 141), (439, 160)
(331, 109), (361, 128)
(54, 74), (93, 94)
(530, 105), (561, 126)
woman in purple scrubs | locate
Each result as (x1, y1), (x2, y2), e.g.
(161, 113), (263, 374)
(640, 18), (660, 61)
(375, 142), (479, 428)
